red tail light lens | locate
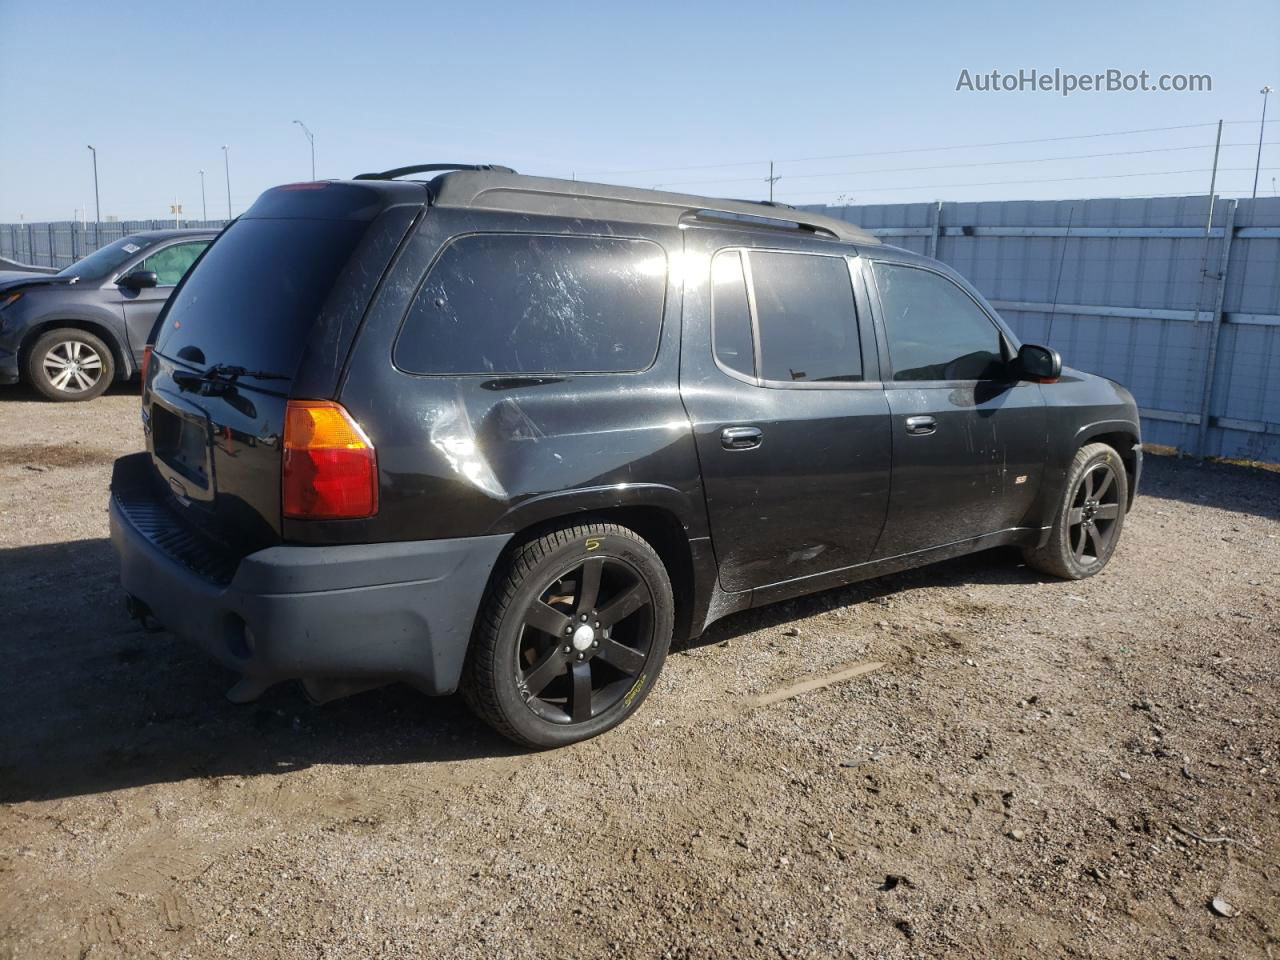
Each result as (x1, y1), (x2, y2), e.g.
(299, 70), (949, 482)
(282, 400), (378, 519)
(140, 344), (153, 383)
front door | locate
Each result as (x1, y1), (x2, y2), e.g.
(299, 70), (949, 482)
(120, 240), (210, 362)
(864, 259), (1046, 559)
(679, 228), (892, 594)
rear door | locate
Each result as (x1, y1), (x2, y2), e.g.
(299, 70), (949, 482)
(679, 227), (891, 594)
(120, 240), (209, 361)
(864, 259), (1046, 559)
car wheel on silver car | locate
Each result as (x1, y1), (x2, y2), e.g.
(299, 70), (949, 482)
(26, 328), (115, 402)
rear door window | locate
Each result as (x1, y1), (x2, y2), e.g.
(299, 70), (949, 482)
(711, 250), (755, 378)
(394, 234), (667, 375)
(749, 251), (862, 384)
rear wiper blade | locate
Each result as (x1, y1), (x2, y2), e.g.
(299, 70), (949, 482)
(202, 363), (290, 382)
(173, 363), (289, 394)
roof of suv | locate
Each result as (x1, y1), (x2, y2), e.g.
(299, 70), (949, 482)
(329, 167), (880, 245)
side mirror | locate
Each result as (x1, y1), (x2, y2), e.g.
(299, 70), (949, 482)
(1017, 343), (1062, 382)
(119, 270), (158, 290)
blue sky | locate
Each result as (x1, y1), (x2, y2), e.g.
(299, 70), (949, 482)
(1, 0), (1277, 221)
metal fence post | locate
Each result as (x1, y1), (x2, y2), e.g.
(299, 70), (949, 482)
(1194, 198), (1238, 458)
(926, 201), (942, 259)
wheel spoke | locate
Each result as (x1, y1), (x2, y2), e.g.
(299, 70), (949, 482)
(521, 646), (565, 697)
(596, 638), (645, 675)
(1068, 507), (1084, 525)
(569, 661), (593, 722)
(72, 371), (90, 390)
(44, 356), (70, 370)
(70, 341), (82, 360)
(1093, 469), (1113, 500)
(1073, 524), (1087, 558)
(1083, 470), (1095, 499)
(597, 582), (647, 628)
(80, 354), (102, 370)
(524, 600), (572, 638)
(1087, 525), (1105, 557)
(52, 369), (74, 389)
(1094, 503), (1119, 520)
(576, 557), (604, 614)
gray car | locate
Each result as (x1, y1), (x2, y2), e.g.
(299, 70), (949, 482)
(0, 229), (217, 400)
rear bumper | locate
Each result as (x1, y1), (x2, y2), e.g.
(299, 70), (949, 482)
(109, 453), (509, 697)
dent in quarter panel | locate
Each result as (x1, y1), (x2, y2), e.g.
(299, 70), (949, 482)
(314, 209), (705, 548)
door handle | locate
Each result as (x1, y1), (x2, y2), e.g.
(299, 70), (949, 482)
(721, 426), (763, 450)
(905, 415), (937, 436)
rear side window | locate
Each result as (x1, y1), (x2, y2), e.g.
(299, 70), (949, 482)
(749, 252), (862, 383)
(395, 234), (667, 375)
(871, 262), (1004, 381)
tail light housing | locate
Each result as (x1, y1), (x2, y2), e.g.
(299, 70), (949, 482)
(282, 400), (378, 519)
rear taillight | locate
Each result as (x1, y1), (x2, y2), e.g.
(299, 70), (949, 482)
(140, 345), (153, 383)
(282, 400), (378, 519)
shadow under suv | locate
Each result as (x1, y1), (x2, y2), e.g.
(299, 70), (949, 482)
(0, 229), (216, 400)
(109, 164), (1141, 747)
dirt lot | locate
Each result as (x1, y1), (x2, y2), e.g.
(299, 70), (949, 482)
(1, 386), (1277, 959)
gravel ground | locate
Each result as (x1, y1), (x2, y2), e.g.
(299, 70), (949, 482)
(1, 386), (1277, 959)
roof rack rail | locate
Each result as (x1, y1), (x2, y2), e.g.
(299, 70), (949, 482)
(686, 207), (838, 239)
(353, 163), (516, 181)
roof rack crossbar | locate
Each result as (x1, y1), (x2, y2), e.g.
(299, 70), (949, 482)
(353, 163), (516, 181)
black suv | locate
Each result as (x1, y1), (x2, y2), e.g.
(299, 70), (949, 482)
(0, 230), (217, 400)
(110, 165), (1141, 747)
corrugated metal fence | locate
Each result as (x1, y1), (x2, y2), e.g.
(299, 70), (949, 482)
(4, 198), (1278, 462)
(0, 219), (229, 271)
(806, 196), (1280, 463)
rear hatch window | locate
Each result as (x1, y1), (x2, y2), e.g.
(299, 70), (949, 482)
(155, 217), (369, 380)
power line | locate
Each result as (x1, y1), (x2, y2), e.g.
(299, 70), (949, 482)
(771, 166), (1280, 199)
(648, 142), (1280, 189)
(575, 121), (1225, 178)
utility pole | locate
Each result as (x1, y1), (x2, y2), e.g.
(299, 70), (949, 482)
(765, 161), (782, 203)
(292, 120), (316, 179)
(87, 145), (100, 246)
(199, 170), (207, 222)
(1254, 85), (1273, 199)
(222, 144), (232, 220)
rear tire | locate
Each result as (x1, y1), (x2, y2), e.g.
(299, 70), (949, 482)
(26, 328), (115, 402)
(1023, 442), (1128, 580)
(461, 522), (674, 748)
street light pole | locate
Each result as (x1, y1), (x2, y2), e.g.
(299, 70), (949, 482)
(1254, 85), (1273, 200)
(86, 145), (100, 246)
(292, 120), (316, 179)
(222, 145), (232, 219)
(199, 169), (207, 222)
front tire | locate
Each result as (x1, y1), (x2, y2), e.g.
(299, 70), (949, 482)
(26, 328), (115, 402)
(1023, 442), (1128, 580)
(461, 522), (674, 748)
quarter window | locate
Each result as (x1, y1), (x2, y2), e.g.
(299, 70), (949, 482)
(749, 252), (862, 383)
(395, 234), (667, 375)
(711, 250), (755, 378)
(872, 263), (1005, 381)
(140, 241), (209, 286)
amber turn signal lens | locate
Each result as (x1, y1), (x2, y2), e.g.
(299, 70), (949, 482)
(282, 400), (378, 520)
